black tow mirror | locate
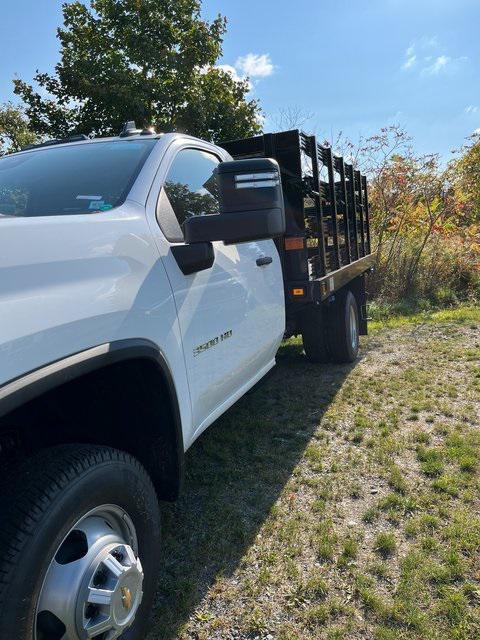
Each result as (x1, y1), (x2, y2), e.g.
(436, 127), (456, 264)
(184, 158), (286, 244)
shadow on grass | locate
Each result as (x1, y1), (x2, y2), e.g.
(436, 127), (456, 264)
(146, 341), (355, 639)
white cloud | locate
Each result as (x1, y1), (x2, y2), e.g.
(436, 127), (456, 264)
(401, 38), (436, 71)
(465, 105), (479, 115)
(203, 53), (275, 94)
(423, 55), (450, 75)
(235, 53), (275, 78)
(400, 37), (467, 77)
(423, 54), (468, 76)
(402, 52), (417, 70)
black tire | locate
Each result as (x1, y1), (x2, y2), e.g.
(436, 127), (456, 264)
(0, 444), (161, 640)
(301, 305), (330, 363)
(327, 289), (360, 363)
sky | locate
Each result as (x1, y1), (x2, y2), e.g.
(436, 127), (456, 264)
(0, 0), (479, 160)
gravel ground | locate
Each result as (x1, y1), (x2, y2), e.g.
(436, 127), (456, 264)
(146, 308), (480, 640)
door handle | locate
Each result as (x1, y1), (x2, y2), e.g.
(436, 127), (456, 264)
(256, 256), (273, 267)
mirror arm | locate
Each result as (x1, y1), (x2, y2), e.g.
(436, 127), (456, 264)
(171, 242), (214, 275)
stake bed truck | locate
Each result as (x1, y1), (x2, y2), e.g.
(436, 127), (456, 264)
(0, 122), (373, 640)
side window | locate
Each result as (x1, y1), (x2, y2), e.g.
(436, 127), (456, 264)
(0, 185), (28, 216)
(159, 148), (220, 240)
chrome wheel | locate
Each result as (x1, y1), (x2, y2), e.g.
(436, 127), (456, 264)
(36, 505), (143, 640)
(349, 303), (358, 351)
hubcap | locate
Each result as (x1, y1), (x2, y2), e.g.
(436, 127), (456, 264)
(350, 304), (358, 351)
(36, 506), (143, 640)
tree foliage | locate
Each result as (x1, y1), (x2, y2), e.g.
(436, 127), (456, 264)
(342, 125), (480, 302)
(446, 133), (480, 228)
(14, 0), (262, 142)
(0, 103), (37, 154)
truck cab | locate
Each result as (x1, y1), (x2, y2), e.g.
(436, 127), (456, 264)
(0, 129), (286, 447)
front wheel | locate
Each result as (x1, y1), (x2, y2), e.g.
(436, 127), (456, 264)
(0, 445), (161, 640)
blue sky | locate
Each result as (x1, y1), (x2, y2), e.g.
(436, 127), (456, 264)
(1, 0), (479, 159)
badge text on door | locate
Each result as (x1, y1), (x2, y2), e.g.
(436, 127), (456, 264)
(193, 330), (233, 357)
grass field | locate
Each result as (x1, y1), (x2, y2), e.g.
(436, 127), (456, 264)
(147, 306), (480, 640)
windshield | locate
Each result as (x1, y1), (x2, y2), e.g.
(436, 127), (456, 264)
(0, 139), (157, 217)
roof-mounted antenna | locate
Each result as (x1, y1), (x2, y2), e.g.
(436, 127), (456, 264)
(119, 121), (156, 137)
(119, 121), (141, 137)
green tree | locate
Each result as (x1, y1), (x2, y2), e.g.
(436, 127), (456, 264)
(0, 103), (37, 153)
(14, 0), (262, 142)
(447, 133), (480, 226)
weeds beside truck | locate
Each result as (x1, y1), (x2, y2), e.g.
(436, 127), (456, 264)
(0, 123), (373, 640)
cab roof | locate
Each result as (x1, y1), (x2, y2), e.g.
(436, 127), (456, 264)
(17, 121), (168, 155)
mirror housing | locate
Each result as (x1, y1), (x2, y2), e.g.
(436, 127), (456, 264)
(184, 158), (286, 244)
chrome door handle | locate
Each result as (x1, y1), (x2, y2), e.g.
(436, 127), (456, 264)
(256, 256), (273, 267)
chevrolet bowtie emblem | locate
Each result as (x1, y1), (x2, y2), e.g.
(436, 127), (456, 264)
(121, 586), (132, 611)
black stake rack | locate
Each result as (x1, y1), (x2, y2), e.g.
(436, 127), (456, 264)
(222, 129), (374, 305)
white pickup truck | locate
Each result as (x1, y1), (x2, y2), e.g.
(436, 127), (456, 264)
(0, 122), (373, 640)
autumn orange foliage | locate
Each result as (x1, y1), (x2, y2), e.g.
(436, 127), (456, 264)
(352, 126), (479, 304)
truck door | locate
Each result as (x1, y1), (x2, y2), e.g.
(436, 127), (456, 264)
(148, 142), (285, 441)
